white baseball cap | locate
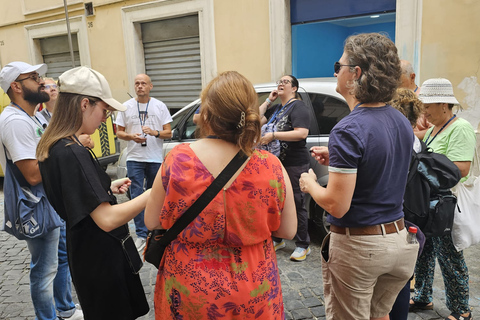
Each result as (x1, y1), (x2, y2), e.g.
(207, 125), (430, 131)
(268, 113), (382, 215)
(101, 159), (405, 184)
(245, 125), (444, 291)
(0, 61), (48, 92)
(418, 78), (459, 105)
(58, 66), (126, 112)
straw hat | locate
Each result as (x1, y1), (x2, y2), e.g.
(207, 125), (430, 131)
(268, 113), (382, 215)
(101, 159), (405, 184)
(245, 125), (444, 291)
(418, 78), (459, 104)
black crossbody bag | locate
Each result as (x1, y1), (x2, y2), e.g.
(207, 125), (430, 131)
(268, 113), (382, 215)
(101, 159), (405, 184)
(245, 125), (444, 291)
(143, 151), (248, 268)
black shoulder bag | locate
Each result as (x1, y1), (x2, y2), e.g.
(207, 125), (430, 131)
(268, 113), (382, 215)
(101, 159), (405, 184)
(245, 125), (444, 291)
(143, 150), (248, 268)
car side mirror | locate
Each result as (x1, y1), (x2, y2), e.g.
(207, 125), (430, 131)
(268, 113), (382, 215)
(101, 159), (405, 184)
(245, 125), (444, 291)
(171, 128), (179, 140)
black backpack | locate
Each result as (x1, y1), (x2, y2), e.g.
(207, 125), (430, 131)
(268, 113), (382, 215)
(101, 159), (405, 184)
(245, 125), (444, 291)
(403, 140), (461, 237)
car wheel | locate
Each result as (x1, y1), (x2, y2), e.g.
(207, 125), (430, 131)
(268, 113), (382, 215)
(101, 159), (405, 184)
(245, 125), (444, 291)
(310, 201), (330, 241)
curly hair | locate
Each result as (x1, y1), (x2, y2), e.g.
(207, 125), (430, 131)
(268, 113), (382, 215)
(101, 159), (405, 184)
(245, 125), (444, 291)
(389, 88), (423, 127)
(198, 71), (261, 156)
(344, 33), (401, 103)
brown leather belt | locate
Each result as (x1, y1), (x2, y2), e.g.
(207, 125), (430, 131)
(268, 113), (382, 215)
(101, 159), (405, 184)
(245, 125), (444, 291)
(330, 218), (405, 235)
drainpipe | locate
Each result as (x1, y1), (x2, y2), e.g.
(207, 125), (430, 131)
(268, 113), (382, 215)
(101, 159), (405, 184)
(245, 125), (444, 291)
(63, 0), (76, 68)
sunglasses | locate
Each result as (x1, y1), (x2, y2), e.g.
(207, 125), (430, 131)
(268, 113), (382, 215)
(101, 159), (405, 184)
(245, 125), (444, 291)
(44, 84), (58, 90)
(16, 73), (43, 84)
(334, 62), (357, 74)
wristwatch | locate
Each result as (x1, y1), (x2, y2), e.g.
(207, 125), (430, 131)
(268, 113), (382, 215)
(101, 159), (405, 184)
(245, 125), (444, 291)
(155, 130), (160, 138)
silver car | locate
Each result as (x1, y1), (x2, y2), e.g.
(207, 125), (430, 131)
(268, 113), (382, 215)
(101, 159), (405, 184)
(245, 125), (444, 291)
(117, 78), (349, 240)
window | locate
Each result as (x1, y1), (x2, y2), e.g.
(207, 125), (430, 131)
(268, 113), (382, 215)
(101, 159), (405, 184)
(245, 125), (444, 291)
(309, 93), (350, 134)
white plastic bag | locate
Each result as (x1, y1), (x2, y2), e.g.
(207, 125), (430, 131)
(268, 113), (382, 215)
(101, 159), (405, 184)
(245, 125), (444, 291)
(451, 131), (480, 251)
(451, 176), (480, 251)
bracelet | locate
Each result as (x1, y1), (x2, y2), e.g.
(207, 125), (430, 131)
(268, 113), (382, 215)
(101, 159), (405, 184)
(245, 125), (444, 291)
(266, 98), (272, 106)
(155, 130), (160, 138)
(272, 131), (275, 140)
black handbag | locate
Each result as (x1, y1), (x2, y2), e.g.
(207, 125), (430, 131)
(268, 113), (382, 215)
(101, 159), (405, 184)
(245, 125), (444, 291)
(108, 224), (143, 274)
(143, 150), (248, 268)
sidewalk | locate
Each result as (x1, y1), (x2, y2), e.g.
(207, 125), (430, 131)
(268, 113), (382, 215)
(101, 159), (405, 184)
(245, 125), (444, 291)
(1, 178), (479, 319)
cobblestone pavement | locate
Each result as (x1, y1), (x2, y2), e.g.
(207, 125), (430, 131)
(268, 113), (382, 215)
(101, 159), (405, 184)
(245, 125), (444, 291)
(1, 165), (479, 319)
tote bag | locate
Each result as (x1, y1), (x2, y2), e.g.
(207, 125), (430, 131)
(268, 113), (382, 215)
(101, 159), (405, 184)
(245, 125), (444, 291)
(451, 136), (480, 251)
(3, 155), (63, 240)
(258, 102), (296, 157)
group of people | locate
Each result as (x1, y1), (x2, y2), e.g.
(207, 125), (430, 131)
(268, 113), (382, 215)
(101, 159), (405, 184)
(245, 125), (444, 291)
(0, 31), (476, 320)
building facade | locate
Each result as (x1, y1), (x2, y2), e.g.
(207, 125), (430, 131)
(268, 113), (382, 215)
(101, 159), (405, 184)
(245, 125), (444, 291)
(0, 0), (478, 122)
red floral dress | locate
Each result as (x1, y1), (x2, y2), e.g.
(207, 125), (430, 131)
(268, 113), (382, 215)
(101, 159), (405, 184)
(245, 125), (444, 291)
(154, 144), (286, 319)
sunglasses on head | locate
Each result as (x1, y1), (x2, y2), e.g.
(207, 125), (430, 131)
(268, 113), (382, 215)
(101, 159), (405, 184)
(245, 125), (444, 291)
(334, 62), (357, 74)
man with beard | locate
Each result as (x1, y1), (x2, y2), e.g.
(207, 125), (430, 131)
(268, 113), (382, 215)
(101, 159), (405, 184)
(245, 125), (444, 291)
(0, 62), (83, 320)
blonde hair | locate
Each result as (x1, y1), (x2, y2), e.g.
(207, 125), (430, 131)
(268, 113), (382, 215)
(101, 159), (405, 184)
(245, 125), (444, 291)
(36, 93), (99, 161)
(198, 71), (260, 156)
(390, 88), (423, 127)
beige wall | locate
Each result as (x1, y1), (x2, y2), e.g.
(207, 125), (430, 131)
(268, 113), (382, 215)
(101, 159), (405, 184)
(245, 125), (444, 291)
(85, 2), (132, 103)
(420, 0), (480, 117)
(0, 0), (275, 102)
(213, 0), (271, 85)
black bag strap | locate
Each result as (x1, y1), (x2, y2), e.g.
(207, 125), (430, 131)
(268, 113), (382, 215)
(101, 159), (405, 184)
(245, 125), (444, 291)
(157, 150), (248, 246)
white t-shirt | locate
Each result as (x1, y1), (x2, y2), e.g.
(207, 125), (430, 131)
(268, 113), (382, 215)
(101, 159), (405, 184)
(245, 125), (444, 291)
(115, 97), (172, 163)
(0, 105), (45, 171)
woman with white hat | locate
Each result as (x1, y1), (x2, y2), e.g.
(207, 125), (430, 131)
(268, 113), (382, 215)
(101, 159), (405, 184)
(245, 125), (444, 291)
(36, 66), (150, 319)
(410, 78), (475, 320)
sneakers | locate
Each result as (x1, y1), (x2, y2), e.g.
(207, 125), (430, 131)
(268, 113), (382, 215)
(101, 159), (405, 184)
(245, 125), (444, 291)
(290, 247), (311, 261)
(273, 240), (286, 251)
(61, 305), (84, 320)
(135, 237), (146, 253)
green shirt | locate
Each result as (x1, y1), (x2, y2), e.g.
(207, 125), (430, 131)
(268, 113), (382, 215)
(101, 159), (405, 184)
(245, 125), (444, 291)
(424, 117), (476, 182)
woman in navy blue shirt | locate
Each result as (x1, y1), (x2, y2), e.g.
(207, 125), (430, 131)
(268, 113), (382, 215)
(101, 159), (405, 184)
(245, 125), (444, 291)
(300, 33), (419, 320)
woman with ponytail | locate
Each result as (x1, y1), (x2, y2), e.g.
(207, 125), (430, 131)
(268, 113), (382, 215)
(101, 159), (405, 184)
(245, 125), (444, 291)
(145, 71), (296, 319)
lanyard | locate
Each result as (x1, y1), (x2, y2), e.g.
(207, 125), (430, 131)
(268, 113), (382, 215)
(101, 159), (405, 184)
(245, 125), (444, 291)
(266, 98), (295, 125)
(425, 115), (456, 146)
(414, 86), (419, 93)
(73, 134), (101, 167)
(137, 99), (150, 127)
(11, 102), (45, 130)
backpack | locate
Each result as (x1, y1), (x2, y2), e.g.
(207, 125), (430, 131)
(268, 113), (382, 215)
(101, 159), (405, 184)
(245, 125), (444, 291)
(403, 140), (461, 237)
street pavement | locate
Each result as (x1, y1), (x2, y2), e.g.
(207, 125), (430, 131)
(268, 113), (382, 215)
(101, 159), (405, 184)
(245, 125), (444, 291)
(0, 165), (479, 320)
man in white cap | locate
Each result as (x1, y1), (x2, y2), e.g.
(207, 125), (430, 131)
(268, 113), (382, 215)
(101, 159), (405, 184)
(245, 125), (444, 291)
(115, 73), (172, 252)
(0, 62), (83, 320)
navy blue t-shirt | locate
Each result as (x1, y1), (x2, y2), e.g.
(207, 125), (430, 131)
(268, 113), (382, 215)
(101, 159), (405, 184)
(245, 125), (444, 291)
(327, 105), (414, 227)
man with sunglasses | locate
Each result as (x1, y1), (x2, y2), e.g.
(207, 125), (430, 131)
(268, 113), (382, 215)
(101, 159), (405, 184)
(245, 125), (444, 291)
(0, 61), (83, 320)
(115, 73), (172, 252)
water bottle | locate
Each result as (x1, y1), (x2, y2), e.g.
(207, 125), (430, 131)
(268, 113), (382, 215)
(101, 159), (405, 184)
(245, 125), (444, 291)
(407, 226), (418, 244)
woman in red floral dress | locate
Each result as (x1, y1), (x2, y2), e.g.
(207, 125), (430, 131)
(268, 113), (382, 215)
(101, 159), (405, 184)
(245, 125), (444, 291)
(145, 71), (297, 320)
